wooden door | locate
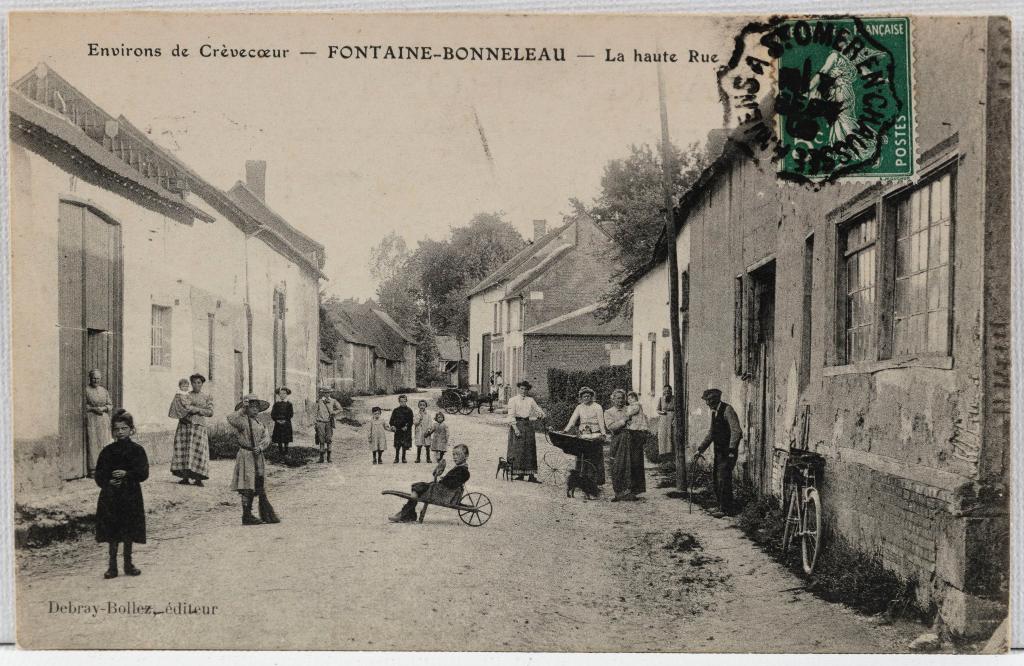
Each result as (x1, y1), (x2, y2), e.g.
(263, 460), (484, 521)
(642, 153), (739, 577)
(748, 263), (776, 497)
(58, 203), (122, 479)
(481, 334), (491, 390)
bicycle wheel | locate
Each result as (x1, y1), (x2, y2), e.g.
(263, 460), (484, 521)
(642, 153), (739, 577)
(801, 488), (822, 575)
(782, 487), (800, 554)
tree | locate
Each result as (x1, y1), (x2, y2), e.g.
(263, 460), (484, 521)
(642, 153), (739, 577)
(369, 232), (419, 332)
(362, 214), (525, 386)
(590, 142), (707, 321)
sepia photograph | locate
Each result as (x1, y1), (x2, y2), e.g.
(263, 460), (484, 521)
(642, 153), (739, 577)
(4, 10), (1012, 654)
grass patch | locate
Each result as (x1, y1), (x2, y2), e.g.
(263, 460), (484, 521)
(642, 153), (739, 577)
(264, 446), (320, 468)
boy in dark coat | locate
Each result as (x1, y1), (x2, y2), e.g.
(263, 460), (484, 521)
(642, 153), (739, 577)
(389, 444), (470, 522)
(95, 409), (149, 579)
(389, 394), (414, 463)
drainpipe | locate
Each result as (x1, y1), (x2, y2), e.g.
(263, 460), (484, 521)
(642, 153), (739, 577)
(244, 225), (268, 395)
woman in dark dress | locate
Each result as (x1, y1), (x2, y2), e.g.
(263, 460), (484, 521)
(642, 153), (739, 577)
(271, 387), (294, 455)
(95, 409), (149, 579)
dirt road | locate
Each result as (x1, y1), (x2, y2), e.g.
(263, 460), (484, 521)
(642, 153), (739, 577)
(16, 392), (921, 652)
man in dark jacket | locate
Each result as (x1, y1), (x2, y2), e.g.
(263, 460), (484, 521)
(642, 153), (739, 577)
(697, 388), (742, 516)
(389, 444), (470, 522)
(390, 394), (414, 463)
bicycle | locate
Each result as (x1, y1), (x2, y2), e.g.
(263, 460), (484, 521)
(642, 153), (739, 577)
(781, 449), (825, 575)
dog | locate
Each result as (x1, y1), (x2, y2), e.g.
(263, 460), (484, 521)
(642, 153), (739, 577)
(495, 457), (515, 481)
(566, 469), (600, 500)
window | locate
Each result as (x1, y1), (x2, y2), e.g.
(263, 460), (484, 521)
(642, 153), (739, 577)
(893, 173), (952, 356)
(150, 305), (171, 367)
(519, 299), (525, 331)
(650, 340), (657, 395)
(505, 301), (512, 333)
(638, 342), (643, 393)
(207, 313), (216, 380)
(680, 270), (690, 314)
(832, 166), (955, 367)
(841, 215), (877, 364)
(493, 304), (498, 333)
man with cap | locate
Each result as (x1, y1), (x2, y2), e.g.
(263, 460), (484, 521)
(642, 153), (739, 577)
(314, 390), (343, 463)
(228, 394), (280, 525)
(697, 388), (742, 517)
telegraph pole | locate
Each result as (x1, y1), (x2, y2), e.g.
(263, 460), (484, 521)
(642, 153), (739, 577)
(657, 63), (688, 493)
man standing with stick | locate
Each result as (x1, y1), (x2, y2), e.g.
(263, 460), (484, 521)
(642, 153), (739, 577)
(696, 388), (742, 517)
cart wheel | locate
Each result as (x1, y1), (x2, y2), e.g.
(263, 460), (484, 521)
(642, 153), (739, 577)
(440, 391), (460, 415)
(458, 492), (492, 527)
(458, 399), (475, 416)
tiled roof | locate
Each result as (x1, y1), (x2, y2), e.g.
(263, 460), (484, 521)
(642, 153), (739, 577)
(226, 182), (326, 272)
(523, 302), (631, 336)
(435, 335), (468, 361)
(465, 219), (574, 297)
(324, 301), (415, 362)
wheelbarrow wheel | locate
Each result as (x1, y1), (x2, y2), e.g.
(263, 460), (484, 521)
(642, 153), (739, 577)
(458, 492), (492, 527)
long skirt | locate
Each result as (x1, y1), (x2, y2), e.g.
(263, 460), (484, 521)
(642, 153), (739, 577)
(576, 438), (607, 486)
(171, 422), (210, 480)
(85, 412), (109, 473)
(506, 418), (538, 476)
(610, 430), (647, 496)
(657, 412), (674, 456)
(628, 430), (648, 494)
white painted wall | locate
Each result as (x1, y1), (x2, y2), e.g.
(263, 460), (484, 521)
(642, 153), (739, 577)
(11, 143), (321, 489)
(630, 224), (690, 417)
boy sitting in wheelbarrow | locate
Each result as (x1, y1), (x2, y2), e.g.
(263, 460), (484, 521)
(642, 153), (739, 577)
(389, 444), (470, 523)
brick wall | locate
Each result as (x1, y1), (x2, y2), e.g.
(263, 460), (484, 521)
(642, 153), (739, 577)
(523, 334), (632, 399)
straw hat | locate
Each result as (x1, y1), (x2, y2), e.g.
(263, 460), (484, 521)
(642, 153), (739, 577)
(235, 394), (270, 412)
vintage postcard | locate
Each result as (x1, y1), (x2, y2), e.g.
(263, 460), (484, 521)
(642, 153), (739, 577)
(6, 11), (1011, 653)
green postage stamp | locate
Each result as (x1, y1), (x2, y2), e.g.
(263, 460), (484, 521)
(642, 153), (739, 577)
(723, 16), (915, 184)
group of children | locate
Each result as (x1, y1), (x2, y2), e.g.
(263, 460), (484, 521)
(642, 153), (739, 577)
(368, 395), (450, 465)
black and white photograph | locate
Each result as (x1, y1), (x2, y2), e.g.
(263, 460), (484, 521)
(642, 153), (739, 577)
(3, 10), (1013, 654)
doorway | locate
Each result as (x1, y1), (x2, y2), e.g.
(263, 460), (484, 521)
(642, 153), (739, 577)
(58, 201), (122, 480)
(747, 261), (776, 497)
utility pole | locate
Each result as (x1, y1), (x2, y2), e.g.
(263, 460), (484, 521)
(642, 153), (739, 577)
(657, 63), (688, 493)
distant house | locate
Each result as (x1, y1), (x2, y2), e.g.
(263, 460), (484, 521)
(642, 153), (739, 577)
(9, 64), (326, 492)
(320, 301), (417, 393)
(435, 335), (469, 388)
(467, 214), (632, 400)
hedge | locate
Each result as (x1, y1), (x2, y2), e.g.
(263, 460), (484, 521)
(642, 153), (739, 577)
(546, 363), (631, 405)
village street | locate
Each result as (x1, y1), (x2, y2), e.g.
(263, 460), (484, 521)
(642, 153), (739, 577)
(16, 392), (923, 652)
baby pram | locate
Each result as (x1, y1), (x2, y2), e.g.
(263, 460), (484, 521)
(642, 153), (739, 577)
(544, 430), (606, 486)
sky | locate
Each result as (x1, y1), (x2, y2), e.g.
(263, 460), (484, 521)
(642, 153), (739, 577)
(9, 12), (741, 299)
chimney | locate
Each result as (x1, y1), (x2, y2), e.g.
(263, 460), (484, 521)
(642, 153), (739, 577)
(245, 160), (267, 201)
(532, 219), (547, 242)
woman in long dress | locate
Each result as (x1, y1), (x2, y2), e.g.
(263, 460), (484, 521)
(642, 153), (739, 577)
(605, 389), (643, 501)
(84, 369), (112, 478)
(656, 384), (675, 460)
(271, 387), (294, 455)
(170, 373), (213, 486)
(563, 386), (607, 485)
(506, 380), (545, 482)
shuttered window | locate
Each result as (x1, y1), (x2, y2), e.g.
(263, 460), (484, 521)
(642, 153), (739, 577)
(150, 305), (171, 367)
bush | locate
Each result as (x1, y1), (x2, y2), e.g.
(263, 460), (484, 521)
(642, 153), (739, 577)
(207, 422), (239, 460)
(374, 388), (388, 395)
(539, 400), (574, 432)
(394, 387), (419, 394)
(319, 388), (353, 407)
(547, 364), (632, 405)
